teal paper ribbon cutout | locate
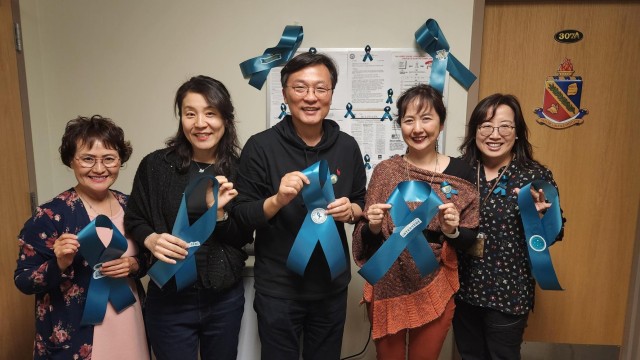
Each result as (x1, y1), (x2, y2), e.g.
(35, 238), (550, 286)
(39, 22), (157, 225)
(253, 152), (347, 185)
(77, 215), (136, 325)
(148, 175), (219, 291)
(415, 19), (477, 94)
(363, 45), (373, 62)
(358, 181), (443, 285)
(240, 25), (304, 90)
(517, 180), (563, 290)
(386, 88), (394, 104)
(279, 103), (287, 119)
(286, 160), (346, 280)
(363, 154), (371, 170)
(380, 106), (392, 121)
(344, 103), (355, 119)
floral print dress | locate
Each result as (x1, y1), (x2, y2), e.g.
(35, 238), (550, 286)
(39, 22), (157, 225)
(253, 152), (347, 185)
(14, 189), (148, 359)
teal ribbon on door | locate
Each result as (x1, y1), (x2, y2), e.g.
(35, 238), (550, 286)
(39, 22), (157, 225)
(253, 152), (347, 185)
(358, 181), (443, 285)
(240, 25), (304, 90)
(286, 160), (346, 280)
(415, 19), (477, 94)
(77, 215), (136, 325)
(517, 180), (563, 290)
(148, 175), (219, 291)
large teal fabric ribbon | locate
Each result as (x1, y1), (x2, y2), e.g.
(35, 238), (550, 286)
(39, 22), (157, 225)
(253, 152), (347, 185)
(148, 175), (219, 291)
(415, 19), (477, 94)
(77, 215), (136, 325)
(286, 160), (346, 280)
(517, 180), (563, 290)
(239, 25), (304, 90)
(359, 181), (443, 285)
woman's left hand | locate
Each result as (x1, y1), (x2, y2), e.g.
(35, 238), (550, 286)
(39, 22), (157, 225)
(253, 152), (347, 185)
(206, 176), (239, 210)
(438, 203), (460, 235)
(100, 257), (139, 278)
(515, 187), (551, 214)
(327, 197), (354, 223)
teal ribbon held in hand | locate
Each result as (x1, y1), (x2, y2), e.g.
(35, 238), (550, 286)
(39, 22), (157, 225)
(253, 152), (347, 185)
(359, 181), (443, 285)
(240, 25), (304, 90)
(415, 19), (477, 94)
(77, 215), (136, 325)
(287, 160), (346, 280)
(518, 180), (563, 290)
(148, 175), (219, 291)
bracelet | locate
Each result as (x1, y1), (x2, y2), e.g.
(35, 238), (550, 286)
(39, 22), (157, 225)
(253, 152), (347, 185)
(443, 227), (460, 239)
(217, 211), (229, 222)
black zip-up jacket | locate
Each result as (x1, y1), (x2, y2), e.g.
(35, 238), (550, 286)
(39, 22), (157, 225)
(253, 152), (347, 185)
(233, 116), (367, 300)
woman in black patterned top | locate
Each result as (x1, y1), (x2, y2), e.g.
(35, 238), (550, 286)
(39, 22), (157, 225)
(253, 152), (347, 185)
(454, 94), (565, 360)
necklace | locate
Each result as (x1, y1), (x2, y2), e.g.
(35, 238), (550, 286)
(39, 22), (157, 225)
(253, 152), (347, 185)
(194, 161), (214, 173)
(404, 152), (439, 184)
(477, 159), (511, 208)
(77, 190), (113, 217)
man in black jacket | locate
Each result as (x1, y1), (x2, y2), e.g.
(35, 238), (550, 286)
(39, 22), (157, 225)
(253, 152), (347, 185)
(233, 52), (366, 360)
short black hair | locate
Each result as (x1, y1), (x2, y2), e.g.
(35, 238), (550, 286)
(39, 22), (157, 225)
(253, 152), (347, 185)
(280, 52), (338, 89)
(395, 84), (447, 126)
(59, 115), (132, 167)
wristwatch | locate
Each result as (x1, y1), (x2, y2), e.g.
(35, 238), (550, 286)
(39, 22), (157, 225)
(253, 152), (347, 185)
(217, 211), (229, 222)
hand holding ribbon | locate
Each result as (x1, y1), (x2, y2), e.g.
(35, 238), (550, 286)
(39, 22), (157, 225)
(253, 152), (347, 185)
(358, 181), (443, 285)
(52, 233), (80, 272)
(77, 215), (136, 325)
(240, 25), (304, 90)
(517, 180), (563, 290)
(148, 175), (220, 291)
(286, 160), (347, 280)
(415, 18), (477, 94)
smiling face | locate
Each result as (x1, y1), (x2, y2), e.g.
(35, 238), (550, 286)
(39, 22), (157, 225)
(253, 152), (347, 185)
(400, 100), (442, 157)
(181, 91), (226, 162)
(282, 64), (333, 131)
(72, 139), (120, 198)
(475, 104), (517, 167)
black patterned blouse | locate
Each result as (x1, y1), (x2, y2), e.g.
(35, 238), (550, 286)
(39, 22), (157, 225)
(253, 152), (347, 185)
(456, 161), (564, 315)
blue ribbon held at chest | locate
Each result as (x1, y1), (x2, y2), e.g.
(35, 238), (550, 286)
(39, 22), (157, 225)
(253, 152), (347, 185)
(148, 175), (219, 291)
(359, 181), (443, 285)
(518, 180), (563, 291)
(77, 215), (136, 325)
(286, 160), (346, 280)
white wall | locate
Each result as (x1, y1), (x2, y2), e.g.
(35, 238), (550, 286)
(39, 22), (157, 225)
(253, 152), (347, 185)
(19, 1), (481, 358)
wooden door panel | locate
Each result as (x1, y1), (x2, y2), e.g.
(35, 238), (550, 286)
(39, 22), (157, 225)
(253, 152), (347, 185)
(481, 1), (640, 345)
(1, 0), (36, 357)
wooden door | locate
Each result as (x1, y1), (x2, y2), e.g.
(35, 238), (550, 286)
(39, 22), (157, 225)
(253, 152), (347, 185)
(480, 1), (640, 345)
(1, 0), (37, 357)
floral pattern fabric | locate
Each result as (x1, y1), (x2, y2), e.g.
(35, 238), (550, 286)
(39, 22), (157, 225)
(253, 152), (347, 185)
(14, 189), (146, 359)
(456, 162), (564, 315)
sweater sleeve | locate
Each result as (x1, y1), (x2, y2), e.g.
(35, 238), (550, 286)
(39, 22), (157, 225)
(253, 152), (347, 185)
(232, 137), (271, 230)
(124, 154), (157, 248)
(14, 208), (71, 295)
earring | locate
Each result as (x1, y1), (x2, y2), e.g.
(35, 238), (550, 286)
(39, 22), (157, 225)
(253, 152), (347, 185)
(435, 138), (439, 152)
(515, 136), (519, 139)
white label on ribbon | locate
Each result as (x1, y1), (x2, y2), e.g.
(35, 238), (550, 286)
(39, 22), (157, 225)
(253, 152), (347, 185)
(187, 241), (201, 248)
(92, 263), (105, 279)
(529, 235), (547, 252)
(400, 218), (423, 238)
(311, 208), (328, 224)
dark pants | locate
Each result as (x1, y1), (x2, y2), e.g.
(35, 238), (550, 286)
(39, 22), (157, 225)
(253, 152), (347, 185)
(145, 281), (245, 360)
(253, 289), (348, 360)
(453, 299), (528, 360)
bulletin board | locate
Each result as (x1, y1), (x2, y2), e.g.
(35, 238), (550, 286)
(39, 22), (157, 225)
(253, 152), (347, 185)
(266, 48), (449, 183)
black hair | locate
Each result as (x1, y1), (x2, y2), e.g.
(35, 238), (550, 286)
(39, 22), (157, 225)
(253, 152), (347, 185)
(280, 52), (338, 89)
(395, 84), (447, 125)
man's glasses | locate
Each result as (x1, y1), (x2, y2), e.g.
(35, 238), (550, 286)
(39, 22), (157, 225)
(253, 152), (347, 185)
(477, 125), (516, 137)
(75, 155), (120, 168)
(286, 85), (333, 98)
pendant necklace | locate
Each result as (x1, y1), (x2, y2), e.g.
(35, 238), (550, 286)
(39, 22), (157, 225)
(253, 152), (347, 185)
(77, 190), (113, 217)
(194, 161), (214, 173)
(404, 152), (439, 183)
(475, 159), (511, 242)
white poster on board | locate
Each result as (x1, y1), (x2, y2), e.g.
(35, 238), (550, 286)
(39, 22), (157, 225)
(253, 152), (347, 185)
(267, 48), (448, 184)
